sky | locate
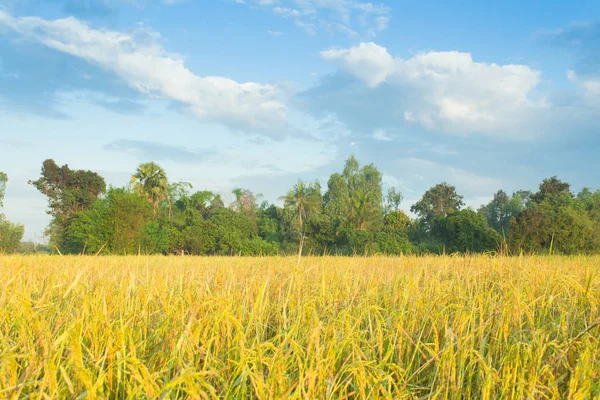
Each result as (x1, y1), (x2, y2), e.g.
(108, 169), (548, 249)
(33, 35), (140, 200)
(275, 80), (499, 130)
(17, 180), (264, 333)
(0, 0), (599, 241)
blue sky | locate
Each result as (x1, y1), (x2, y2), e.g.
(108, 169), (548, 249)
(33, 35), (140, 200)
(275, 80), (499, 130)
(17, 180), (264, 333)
(0, 0), (599, 240)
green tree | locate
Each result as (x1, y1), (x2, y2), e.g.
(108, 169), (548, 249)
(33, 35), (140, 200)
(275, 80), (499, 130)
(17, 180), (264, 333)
(177, 190), (221, 223)
(281, 180), (322, 255)
(29, 159), (106, 248)
(64, 188), (153, 254)
(508, 178), (598, 255)
(433, 209), (501, 253)
(531, 176), (572, 204)
(377, 210), (412, 255)
(479, 190), (529, 235)
(0, 215), (25, 254)
(0, 173), (25, 254)
(384, 187), (403, 214)
(324, 156), (384, 232)
(131, 162), (170, 217)
(411, 182), (464, 228)
(0, 171), (7, 208)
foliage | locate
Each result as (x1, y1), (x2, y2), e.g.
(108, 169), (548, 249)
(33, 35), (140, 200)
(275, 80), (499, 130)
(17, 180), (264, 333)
(508, 190), (600, 255)
(0, 171), (25, 253)
(411, 182), (464, 229)
(0, 171), (7, 209)
(131, 162), (171, 216)
(29, 159), (106, 248)
(29, 159), (106, 225)
(478, 190), (529, 235)
(432, 209), (501, 253)
(17, 158), (600, 256)
(324, 156), (384, 234)
(0, 214), (24, 253)
(64, 188), (153, 254)
(530, 176), (572, 204)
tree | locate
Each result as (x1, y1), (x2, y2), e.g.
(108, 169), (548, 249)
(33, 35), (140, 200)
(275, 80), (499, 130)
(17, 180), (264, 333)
(411, 182), (464, 228)
(30, 159), (106, 224)
(230, 188), (259, 216)
(64, 188), (153, 254)
(479, 190), (528, 235)
(347, 160), (384, 231)
(0, 171), (7, 209)
(377, 210), (412, 254)
(531, 176), (572, 204)
(281, 180), (322, 231)
(280, 180), (322, 256)
(177, 190), (221, 222)
(324, 156), (384, 232)
(433, 209), (501, 253)
(508, 177), (599, 255)
(384, 187), (403, 214)
(29, 159), (106, 248)
(0, 215), (24, 254)
(131, 162), (170, 217)
(0, 173), (24, 253)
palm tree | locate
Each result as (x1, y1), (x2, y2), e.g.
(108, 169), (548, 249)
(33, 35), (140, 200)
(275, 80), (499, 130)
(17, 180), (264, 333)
(131, 162), (170, 217)
(280, 180), (322, 259)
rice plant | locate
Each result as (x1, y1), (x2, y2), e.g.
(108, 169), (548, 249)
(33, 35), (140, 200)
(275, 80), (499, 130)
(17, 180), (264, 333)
(0, 255), (598, 398)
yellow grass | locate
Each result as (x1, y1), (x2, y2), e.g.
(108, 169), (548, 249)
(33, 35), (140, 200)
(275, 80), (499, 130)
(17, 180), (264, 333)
(0, 255), (599, 399)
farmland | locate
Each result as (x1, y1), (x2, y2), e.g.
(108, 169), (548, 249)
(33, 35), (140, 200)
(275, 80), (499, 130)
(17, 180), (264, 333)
(1, 255), (599, 398)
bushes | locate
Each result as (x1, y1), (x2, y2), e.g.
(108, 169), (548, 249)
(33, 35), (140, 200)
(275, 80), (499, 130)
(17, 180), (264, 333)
(0, 215), (24, 253)
(433, 210), (501, 254)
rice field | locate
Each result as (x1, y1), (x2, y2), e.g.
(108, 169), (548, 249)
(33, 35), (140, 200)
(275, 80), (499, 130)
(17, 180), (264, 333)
(0, 255), (599, 399)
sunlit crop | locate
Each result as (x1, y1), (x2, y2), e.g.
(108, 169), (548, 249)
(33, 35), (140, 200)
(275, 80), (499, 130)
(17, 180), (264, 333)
(1, 255), (599, 398)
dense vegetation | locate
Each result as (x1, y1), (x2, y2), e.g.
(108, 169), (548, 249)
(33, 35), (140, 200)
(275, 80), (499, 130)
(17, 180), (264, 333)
(2, 156), (600, 255)
(1, 255), (598, 398)
(0, 172), (24, 253)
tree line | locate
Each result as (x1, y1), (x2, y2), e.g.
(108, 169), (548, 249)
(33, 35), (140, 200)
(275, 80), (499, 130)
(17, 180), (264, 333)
(0, 172), (25, 253)
(1, 156), (599, 255)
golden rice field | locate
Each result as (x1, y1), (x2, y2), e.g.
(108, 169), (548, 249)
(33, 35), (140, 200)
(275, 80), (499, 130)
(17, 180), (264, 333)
(0, 255), (599, 399)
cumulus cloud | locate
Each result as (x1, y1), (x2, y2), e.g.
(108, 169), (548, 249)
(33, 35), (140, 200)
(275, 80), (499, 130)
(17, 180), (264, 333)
(371, 128), (392, 141)
(320, 42), (545, 138)
(321, 42), (395, 87)
(567, 69), (600, 111)
(237, 0), (390, 38)
(0, 11), (288, 137)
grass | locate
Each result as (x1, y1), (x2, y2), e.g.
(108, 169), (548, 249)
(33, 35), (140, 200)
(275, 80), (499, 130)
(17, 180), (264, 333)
(0, 255), (599, 399)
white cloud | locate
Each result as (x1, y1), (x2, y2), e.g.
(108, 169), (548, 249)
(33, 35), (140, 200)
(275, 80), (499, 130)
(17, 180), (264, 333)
(568, 70), (600, 101)
(273, 7), (301, 18)
(372, 128), (392, 141)
(321, 42), (547, 139)
(321, 42), (395, 87)
(0, 11), (288, 137)
(238, 0), (390, 38)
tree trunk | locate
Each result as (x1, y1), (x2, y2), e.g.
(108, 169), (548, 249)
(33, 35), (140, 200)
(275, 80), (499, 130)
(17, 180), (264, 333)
(297, 232), (305, 266)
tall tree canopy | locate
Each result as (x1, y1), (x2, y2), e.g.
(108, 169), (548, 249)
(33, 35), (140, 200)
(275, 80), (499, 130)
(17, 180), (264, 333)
(0, 171), (25, 253)
(0, 171), (7, 209)
(324, 156), (384, 232)
(478, 190), (529, 235)
(281, 180), (322, 255)
(131, 162), (170, 216)
(16, 157), (600, 256)
(281, 180), (322, 231)
(411, 182), (464, 228)
(531, 176), (572, 204)
(29, 159), (106, 225)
